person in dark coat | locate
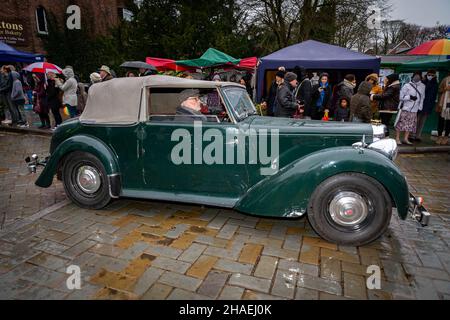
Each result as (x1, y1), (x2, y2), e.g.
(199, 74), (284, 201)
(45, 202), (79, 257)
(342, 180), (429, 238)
(175, 89), (207, 122)
(350, 81), (373, 123)
(33, 73), (51, 129)
(311, 73), (332, 120)
(371, 73), (400, 128)
(411, 69), (438, 141)
(275, 72), (299, 118)
(293, 66), (312, 119)
(332, 74), (356, 116)
(46, 71), (63, 128)
(334, 97), (350, 122)
(264, 70), (285, 116)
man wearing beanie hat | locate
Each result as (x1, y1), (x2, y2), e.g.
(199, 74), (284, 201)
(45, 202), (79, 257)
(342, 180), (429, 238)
(371, 73), (400, 128)
(275, 72), (300, 118)
(263, 70), (285, 116)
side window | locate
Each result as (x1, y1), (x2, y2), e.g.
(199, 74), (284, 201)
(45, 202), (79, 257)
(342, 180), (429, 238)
(148, 88), (230, 123)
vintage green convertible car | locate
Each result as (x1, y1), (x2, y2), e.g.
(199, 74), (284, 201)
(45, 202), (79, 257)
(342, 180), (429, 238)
(28, 76), (429, 245)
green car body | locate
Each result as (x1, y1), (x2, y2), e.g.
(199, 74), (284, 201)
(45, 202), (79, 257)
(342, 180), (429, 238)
(35, 85), (409, 221)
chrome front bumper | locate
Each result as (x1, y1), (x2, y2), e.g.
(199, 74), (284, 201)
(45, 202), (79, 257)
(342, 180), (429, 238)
(409, 194), (431, 226)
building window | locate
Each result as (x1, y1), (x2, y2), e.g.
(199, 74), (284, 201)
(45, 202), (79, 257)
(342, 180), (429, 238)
(35, 6), (48, 35)
(118, 8), (134, 22)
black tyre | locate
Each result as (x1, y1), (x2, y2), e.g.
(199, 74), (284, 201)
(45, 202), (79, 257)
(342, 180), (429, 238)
(62, 151), (111, 209)
(307, 173), (392, 246)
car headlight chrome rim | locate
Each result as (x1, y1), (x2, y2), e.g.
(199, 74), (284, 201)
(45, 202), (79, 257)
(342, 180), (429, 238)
(368, 138), (398, 160)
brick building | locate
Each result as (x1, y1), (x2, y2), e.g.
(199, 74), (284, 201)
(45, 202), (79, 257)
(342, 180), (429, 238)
(1, 0), (128, 54)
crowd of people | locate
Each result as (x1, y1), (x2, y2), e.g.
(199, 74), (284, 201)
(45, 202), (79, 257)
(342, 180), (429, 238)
(262, 66), (450, 145)
(0, 64), (121, 130)
(1, 61), (449, 146)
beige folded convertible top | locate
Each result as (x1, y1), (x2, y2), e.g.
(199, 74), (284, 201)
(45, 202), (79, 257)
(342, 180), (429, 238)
(80, 75), (242, 124)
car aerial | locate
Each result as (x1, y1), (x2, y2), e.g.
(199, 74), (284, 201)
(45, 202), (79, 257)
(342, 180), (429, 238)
(27, 75), (430, 246)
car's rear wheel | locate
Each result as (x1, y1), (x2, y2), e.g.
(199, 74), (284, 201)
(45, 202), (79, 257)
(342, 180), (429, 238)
(307, 173), (392, 246)
(62, 151), (111, 209)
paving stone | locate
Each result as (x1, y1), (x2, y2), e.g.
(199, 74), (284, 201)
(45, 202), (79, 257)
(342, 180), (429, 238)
(20, 266), (67, 287)
(254, 256), (278, 279)
(197, 271), (229, 299)
(207, 216), (228, 230)
(269, 225), (287, 240)
(321, 257), (342, 281)
(89, 243), (124, 258)
(343, 272), (367, 299)
(278, 259), (319, 277)
(242, 290), (285, 300)
(133, 267), (164, 296)
(321, 248), (360, 264)
(217, 223), (239, 240)
(142, 283), (173, 300)
(412, 276), (440, 300)
(271, 269), (296, 299)
(218, 285), (245, 300)
(381, 259), (409, 283)
(238, 244), (263, 265)
(65, 283), (102, 300)
(432, 279), (450, 295)
(214, 259), (253, 275)
(118, 242), (149, 260)
(61, 240), (97, 259)
(62, 231), (93, 247)
(27, 252), (70, 271)
(33, 240), (70, 256)
(178, 243), (207, 263)
(283, 234), (302, 251)
(17, 284), (68, 300)
(295, 287), (319, 300)
(229, 274), (271, 293)
(144, 245), (182, 259)
(165, 224), (190, 239)
(195, 235), (228, 248)
(167, 288), (211, 300)
(159, 271), (202, 292)
(187, 255), (218, 279)
(297, 274), (342, 296)
(152, 256), (191, 274)
(262, 246), (298, 260)
(299, 244), (320, 265)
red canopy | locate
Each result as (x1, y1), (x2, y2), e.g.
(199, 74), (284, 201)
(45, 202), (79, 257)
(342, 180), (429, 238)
(146, 57), (191, 72)
(237, 57), (258, 69)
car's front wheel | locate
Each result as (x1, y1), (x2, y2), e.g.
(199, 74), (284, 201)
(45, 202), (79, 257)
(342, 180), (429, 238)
(62, 151), (111, 209)
(307, 173), (392, 246)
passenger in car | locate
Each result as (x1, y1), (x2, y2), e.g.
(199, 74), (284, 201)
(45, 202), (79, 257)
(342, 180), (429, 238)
(175, 89), (207, 122)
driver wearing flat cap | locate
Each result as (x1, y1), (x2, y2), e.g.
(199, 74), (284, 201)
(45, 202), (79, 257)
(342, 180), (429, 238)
(176, 89), (207, 121)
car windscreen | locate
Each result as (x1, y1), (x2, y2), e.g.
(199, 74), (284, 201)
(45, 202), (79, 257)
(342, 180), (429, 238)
(221, 86), (257, 121)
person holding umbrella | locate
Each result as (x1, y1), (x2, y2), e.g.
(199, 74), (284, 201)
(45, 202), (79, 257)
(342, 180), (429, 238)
(56, 67), (78, 118)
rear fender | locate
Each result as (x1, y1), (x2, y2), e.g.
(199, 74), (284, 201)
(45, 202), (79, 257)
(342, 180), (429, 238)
(36, 135), (120, 189)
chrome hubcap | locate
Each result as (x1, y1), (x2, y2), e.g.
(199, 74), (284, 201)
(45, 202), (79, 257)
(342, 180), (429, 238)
(76, 166), (101, 194)
(329, 192), (368, 227)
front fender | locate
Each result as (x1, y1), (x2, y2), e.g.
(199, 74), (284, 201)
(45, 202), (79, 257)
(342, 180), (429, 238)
(35, 135), (120, 188)
(235, 147), (410, 219)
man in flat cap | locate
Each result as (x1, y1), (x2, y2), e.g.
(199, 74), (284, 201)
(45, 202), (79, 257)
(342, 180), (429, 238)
(176, 89), (207, 122)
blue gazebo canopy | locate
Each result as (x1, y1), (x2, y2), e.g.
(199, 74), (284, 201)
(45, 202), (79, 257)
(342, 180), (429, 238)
(257, 40), (381, 101)
(0, 41), (44, 63)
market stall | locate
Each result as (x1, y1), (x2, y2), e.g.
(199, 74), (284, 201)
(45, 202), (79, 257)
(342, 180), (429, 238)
(256, 40), (381, 101)
(0, 41), (43, 63)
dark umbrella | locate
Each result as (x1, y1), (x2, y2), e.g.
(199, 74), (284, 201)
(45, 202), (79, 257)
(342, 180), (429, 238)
(120, 61), (157, 72)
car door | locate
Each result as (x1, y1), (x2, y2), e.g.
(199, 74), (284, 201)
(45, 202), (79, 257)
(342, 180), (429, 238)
(141, 89), (250, 203)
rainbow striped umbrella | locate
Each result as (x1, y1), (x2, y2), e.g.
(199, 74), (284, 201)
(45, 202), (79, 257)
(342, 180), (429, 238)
(408, 38), (450, 55)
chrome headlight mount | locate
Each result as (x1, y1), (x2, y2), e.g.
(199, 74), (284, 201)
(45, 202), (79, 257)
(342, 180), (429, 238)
(368, 138), (398, 160)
